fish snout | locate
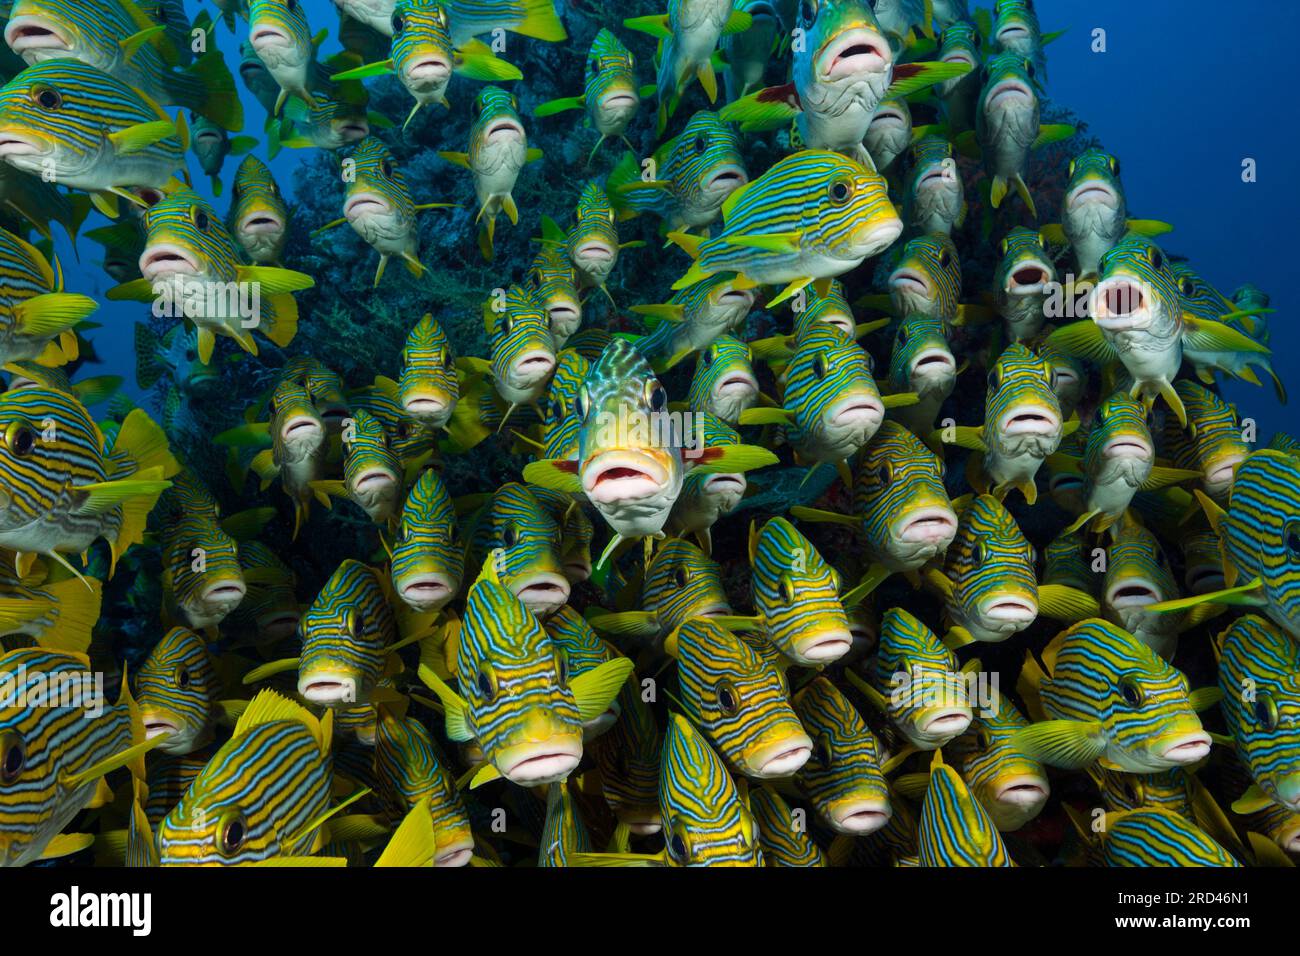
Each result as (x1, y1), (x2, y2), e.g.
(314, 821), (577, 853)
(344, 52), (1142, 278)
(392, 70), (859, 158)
(511, 572), (571, 619)
(896, 507), (958, 547)
(822, 29), (892, 80)
(1091, 276), (1151, 331)
(980, 595), (1038, 626)
(1203, 454), (1245, 497)
(1156, 730), (1212, 765)
(1000, 405), (1061, 438)
(202, 578), (247, 611)
(499, 737), (583, 786)
(298, 671), (361, 706)
(508, 348), (557, 390)
(398, 572), (457, 611)
(747, 732), (814, 778)
(827, 797), (892, 835)
(919, 707), (973, 740)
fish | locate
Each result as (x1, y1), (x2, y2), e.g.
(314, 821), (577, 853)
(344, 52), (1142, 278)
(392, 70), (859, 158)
(1040, 148), (1172, 278)
(535, 28), (640, 162)
(915, 750), (1015, 866)
(133, 626), (241, 755)
(541, 180), (637, 303)
(0, 386), (177, 578)
(524, 243), (582, 347)
(270, 85), (376, 154)
(721, 0), (782, 102)
(242, 377), (328, 538)
(395, 313), (460, 428)
(751, 785), (825, 866)
(902, 135), (966, 236)
(156, 690), (337, 865)
(665, 412), (750, 552)
(543, 604), (622, 737)
(0, 556), (101, 654)
(1014, 618), (1215, 773)
(1156, 380), (1249, 503)
(416, 553), (631, 786)
(390, 467), (463, 612)
(719, 0), (970, 164)
(792, 675), (891, 834)
(933, 19), (981, 132)
(478, 283), (556, 419)
(438, 85), (542, 260)
(107, 188), (314, 362)
(869, 231), (970, 330)
(625, 0), (752, 133)
(590, 678), (663, 834)
(247, 0), (326, 115)
(993, 227), (1056, 342)
(538, 779), (593, 866)
(669, 149), (903, 308)
(1098, 809), (1240, 867)
(0, 58), (188, 216)
(311, 408), (405, 525)
(629, 273), (756, 373)
(222, 540), (302, 646)
(157, 472), (249, 630)
(945, 694), (1049, 832)
(331, 0), (523, 130)
(227, 155), (290, 266)
(464, 481), (570, 619)
(189, 116), (257, 196)
(335, 0), (567, 47)
(608, 110), (748, 234)
(0, 648), (159, 866)
(863, 96), (916, 176)
(925, 493), (1097, 646)
(0, 224), (98, 369)
(880, 313), (956, 444)
(686, 333), (759, 424)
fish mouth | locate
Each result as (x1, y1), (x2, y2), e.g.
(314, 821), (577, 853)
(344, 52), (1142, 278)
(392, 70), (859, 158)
(1067, 180), (1119, 210)
(920, 708), (972, 737)
(402, 394), (448, 418)
(1051, 367), (1079, 391)
(859, 218), (903, 253)
(547, 303), (580, 329)
(195, 130), (223, 145)
(1107, 580), (1161, 610)
(982, 597), (1038, 623)
(281, 414), (323, 443)
(704, 473), (746, 495)
(748, 734), (813, 778)
(511, 572), (571, 617)
(258, 611), (301, 640)
(298, 674), (358, 705)
(141, 715), (181, 740)
(4, 18), (70, 56)
(240, 61), (267, 83)
(919, 163), (957, 190)
(407, 56), (451, 81)
(1102, 436), (1152, 461)
(829, 394), (884, 431)
(1091, 277), (1150, 331)
(911, 347), (955, 380)
(1204, 455), (1244, 495)
(716, 372), (758, 396)
(986, 78), (1033, 111)
(250, 25), (292, 50)
(574, 240), (614, 262)
(345, 192), (392, 220)
(202, 580), (247, 606)
(1185, 565), (1225, 595)
(829, 798), (891, 834)
(485, 118), (524, 144)
(621, 813), (663, 836)
(1006, 262), (1052, 293)
(501, 741), (583, 785)
(1156, 732), (1212, 765)
(584, 451), (668, 504)
(703, 166), (748, 197)
(140, 244), (201, 280)
(0, 129), (46, 158)
(600, 91), (638, 110)
(996, 23), (1031, 45)
(562, 557), (591, 583)
(890, 267), (931, 298)
(941, 49), (976, 69)
(510, 349), (556, 387)
(1001, 406), (1060, 437)
(794, 629), (853, 663)
(995, 776), (1050, 808)
(819, 28), (891, 80)
(870, 107), (907, 132)
(897, 508), (958, 545)
(434, 845), (474, 867)
(353, 466), (397, 494)
(399, 574), (456, 609)
(715, 286), (755, 309)
(336, 120), (370, 139)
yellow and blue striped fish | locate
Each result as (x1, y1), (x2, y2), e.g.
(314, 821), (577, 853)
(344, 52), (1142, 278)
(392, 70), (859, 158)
(993, 227), (1056, 342)
(247, 0), (320, 114)
(222, 541), (301, 647)
(397, 313), (459, 428)
(544, 604), (620, 738)
(482, 284), (556, 413)
(686, 333), (758, 424)
(228, 156), (289, 266)
(881, 232), (963, 329)
(1172, 261), (1284, 399)
(535, 28), (640, 162)
(916, 750), (1015, 866)
(296, 559), (397, 707)
(751, 785), (825, 867)
(665, 616), (812, 778)
(1159, 380), (1248, 504)
(1101, 514), (1198, 661)
(524, 242), (582, 347)
(539, 779), (593, 867)
(590, 677), (663, 834)
(465, 481), (569, 619)
(390, 468), (462, 613)
(0, 556), (101, 655)
(631, 273), (756, 374)
(747, 517), (852, 665)
(883, 312), (956, 441)
(156, 690), (335, 865)
(792, 676), (891, 834)
(312, 408), (403, 525)
(665, 413), (748, 554)
(904, 135), (967, 236)
(1099, 808), (1240, 867)
(245, 377), (328, 539)
(134, 626), (224, 756)
(0, 225), (98, 369)
(158, 473), (247, 631)
(947, 694), (1049, 832)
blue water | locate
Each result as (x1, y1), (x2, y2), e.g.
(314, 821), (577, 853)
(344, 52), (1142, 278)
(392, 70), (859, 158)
(73, 0), (1298, 438)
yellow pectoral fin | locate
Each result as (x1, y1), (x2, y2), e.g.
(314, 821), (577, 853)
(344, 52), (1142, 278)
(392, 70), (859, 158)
(416, 664), (474, 742)
(1011, 719), (1107, 770)
(241, 657), (300, 684)
(570, 657), (635, 724)
(1036, 584), (1100, 622)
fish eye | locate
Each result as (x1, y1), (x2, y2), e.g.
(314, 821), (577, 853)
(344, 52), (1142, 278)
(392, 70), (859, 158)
(176, 666), (191, 689)
(575, 386), (589, 418)
(1117, 676), (1144, 707)
(1254, 694), (1279, 731)
(5, 423), (36, 457)
(779, 572), (796, 604)
(864, 352), (875, 375)
(666, 820), (690, 862)
(828, 179), (853, 206)
(476, 666), (497, 700)
(501, 313), (513, 334)
(969, 541), (984, 567)
(976, 728), (993, 751)
(874, 459), (892, 486)
(673, 566), (688, 589)
(1109, 156), (1120, 176)
(555, 648), (569, 686)
(391, 13), (404, 33)
(1148, 247), (1164, 270)
(1285, 519), (1300, 556)
(503, 525), (518, 548)
(716, 678), (739, 716)
(939, 248), (953, 269)
(381, 160), (393, 178)
(897, 324), (910, 345)
(32, 86), (63, 111)
(345, 609), (360, 637)
(1000, 236), (1011, 255)
(701, 347), (715, 368)
(814, 731), (832, 767)
(692, 135), (707, 155)
(218, 810), (247, 856)
(1025, 61), (1036, 79)
(285, 0), (297, 10)
(646, 382), (667, 411)
(1178, 277), (1194, 297)
(441, 349), (452, 368)
(192, 208), (210, 231)
(798, 0), (817, 27)
(987, 368), (1000, 392)
(0, 732), (25, 783)
(1123, 777), (1142, 804)
(590, 59), (601, 76)
(812, 354), (828, 380)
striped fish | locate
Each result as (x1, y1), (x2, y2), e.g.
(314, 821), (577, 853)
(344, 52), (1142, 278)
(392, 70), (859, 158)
(374, 709), (474, 866)
(296, 559), (397, 707)
(573, 713), (762, 866)
(397, 314), (459, 428)
(312, 408), (404, 525)
(0, 556), (101, 655)
(1014, 618), (1213, 773)
(852, 607), (971, 750)
(930, 493), (1096, 645)
(793, 419), (957, 575)
(792, 676), (890, 834)
(134, 626), (223, 756)
(587, 537), (732, 648)
(417, 553), (631, 786)
(751, 785), (825, 866)
(337, 0), (566, 46)
(545, 605), (620, 738)
(994, 227), (1056, 342)
(792, 279), (857, 338)
(107, 188), (314, 362)
(0, 225), (98, 369)
(314, 137), (454, 286)
(270, 86), (373, 154)
(1215, 615), (1300, 813)
(465, 481), (569, 619)
(158, 474), (247, 631)
(988, 0), (1054, 75)
(332, 0), (522, 130)
(539, 779), (593, 866)
(0, 386), (177, 577)
(437, 86), (542, 259)
(1088, 766), (1194, 818)
(864, 96), (912, 175)
(590, 677), (663, 834)
(483, 284), (556, 412)
(1100, 809), (1240, 867)
(720, 0), (781, 101)
(666, 413), (748, 552)
(933, 22), (980, 133)
(1170, 261), (1282, 397)
(942, 342), (1065, 504)
(1103, 514), (1205, 660)
(719, 0), (970, 164)
(247, 377), (327, 538)
(1159, 380), (1248, 504)
(630, 273), (756, 374)
(156, 690), (334, 865)
(1042, 529), (1097, 595)
(626, 0), (748, 133)
(884, 233), (963, 328)
(189, 116), (254, 196)
(1035, 337), (1087, 421)
(247, 0), (320, 114)
(545, 180), (630, 302)
(0, 648), (158, 866)
(228, 156), (289, 266)
(686, 334), (759, 424)
(0, 59), (186, 211)
(390, 468), (463, 613)
(222, 541), (301, 647)
(535, 28), (640, 162)
(669, 150), (902, 309)
(608, 111), (748, 233)
(665, 617), (812, 778)
(883, 312), (956, 441)
(947, 694), (1049, 832)
(350, 375), (439, 468)
(916, 751), (1014, 866)
(903, 135), (966, 236)
(524, 242), (582, 347)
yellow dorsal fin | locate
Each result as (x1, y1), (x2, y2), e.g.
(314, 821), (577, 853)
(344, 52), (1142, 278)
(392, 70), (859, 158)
(232, 689), (324, 749)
